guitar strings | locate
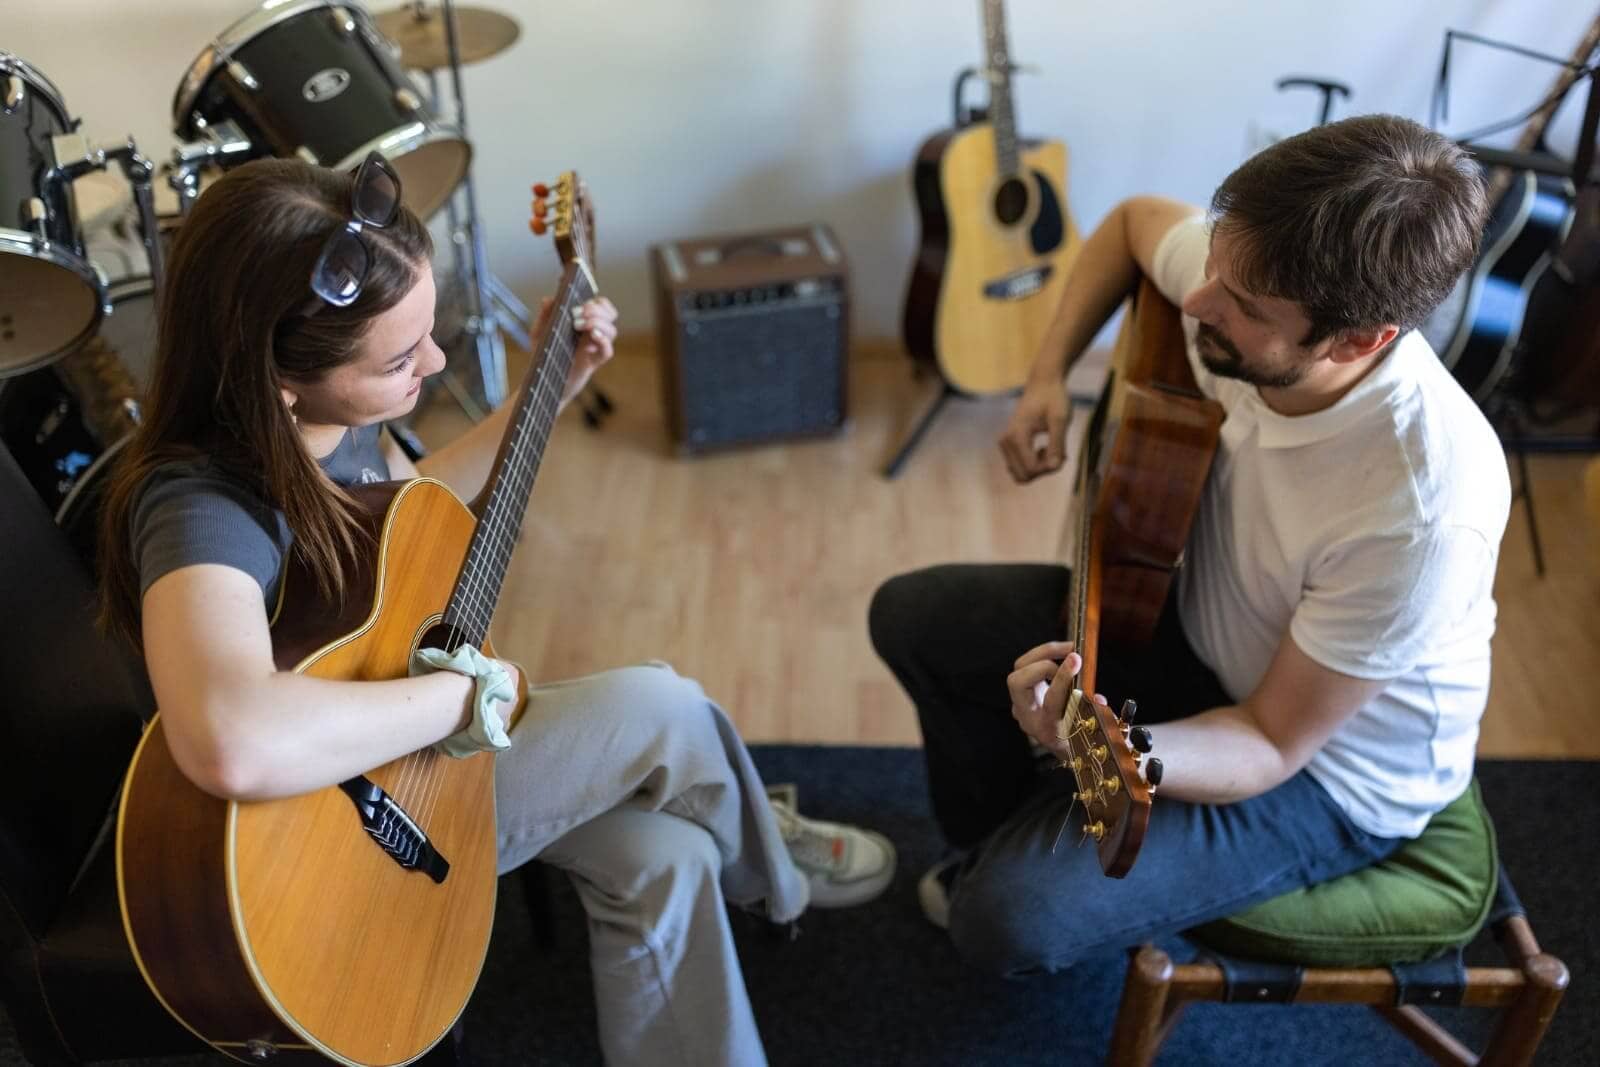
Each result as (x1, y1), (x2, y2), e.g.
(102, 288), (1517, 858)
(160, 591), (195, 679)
(419, 315), (570, 829)
(381, 284), (576, 817)
(403, 315), (568, 826)
(412, 304), (572, 825)
(406, 291), (582, 827)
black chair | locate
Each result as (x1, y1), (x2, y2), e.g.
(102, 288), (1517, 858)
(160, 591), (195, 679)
(0, 443), (198, 1064)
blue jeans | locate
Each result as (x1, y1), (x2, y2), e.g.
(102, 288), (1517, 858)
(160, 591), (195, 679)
(869, 563), (1400, 977)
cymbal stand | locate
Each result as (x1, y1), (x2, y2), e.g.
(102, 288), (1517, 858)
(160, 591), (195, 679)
(410, 0), (613, 429)
(415, 0), (522, 413)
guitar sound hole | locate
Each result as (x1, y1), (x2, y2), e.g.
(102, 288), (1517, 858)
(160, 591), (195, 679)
(418, 621), (470, 655)
(993, 177), (1030, 226)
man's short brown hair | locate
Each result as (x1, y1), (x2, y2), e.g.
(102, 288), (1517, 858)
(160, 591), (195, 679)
(1210, 114), (1489, 345)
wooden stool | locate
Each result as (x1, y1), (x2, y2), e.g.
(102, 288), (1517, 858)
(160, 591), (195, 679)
(1107, 783), (1568, 1065)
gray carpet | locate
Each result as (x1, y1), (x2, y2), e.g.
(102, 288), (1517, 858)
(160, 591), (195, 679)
(2, 752), (1594, 1066)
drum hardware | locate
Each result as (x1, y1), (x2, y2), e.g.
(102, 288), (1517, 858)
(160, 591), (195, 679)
(225, 60), (260, 93)
(331, 5), (359, 35)
(45, 134), (167, 300)
(163, 119), (253, 221)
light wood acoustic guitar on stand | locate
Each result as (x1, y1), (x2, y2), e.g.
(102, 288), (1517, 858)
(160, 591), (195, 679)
(116, 175), (597, 1066)
(902, 0), (1082, 397)
(1050, 277), (1222, 877)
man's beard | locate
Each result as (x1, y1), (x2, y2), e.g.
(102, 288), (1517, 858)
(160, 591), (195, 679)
(1196, 323), (1307, 389)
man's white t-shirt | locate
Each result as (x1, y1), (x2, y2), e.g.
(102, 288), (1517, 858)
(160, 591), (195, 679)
(1148, 216), (1510, 839)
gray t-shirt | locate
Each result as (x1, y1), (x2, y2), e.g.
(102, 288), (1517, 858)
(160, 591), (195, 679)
(131, 423), (391, 606)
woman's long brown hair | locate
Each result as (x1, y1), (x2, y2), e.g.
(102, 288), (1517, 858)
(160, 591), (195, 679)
(98, 157), (433, 647)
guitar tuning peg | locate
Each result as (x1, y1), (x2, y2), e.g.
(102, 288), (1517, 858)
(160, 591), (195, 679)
(1145, 757), (1164, 789)
(1129, 726), (1152, 754)
(530, 217), (548, 235)
(1118, 699), (1138, 726)
(532, 182), (550, 197)
(533, 200), (549, 218)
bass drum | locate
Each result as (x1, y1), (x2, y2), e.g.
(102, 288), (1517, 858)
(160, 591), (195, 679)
(172, 0), (470, 219)
(0, 51), (107, 378)
(54, 433), (129, 578)
(0, 363), (104, 514)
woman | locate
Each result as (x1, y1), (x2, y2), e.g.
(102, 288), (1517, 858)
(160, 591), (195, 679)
(98, 155), (894, 1066)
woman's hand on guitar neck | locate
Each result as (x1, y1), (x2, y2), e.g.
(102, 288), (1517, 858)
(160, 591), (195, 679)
(998, 381), (1071, 484)
(1007, 640), (1084, 755)
(546, 295), (619, 411)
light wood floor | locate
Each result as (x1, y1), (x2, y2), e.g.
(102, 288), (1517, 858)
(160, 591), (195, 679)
(413, 341), (1600, 759)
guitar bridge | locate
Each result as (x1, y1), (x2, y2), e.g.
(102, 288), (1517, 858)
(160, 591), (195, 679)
(338, 775), (450, 883)
(982, 264), (1053, 301)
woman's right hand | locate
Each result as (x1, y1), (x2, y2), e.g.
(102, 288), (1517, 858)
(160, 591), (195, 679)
(997, 381), (1070, 484)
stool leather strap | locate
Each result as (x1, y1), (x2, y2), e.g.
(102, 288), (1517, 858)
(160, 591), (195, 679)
(1390, 950), (1468, 1006)
(1203, 954), (1304, 1003)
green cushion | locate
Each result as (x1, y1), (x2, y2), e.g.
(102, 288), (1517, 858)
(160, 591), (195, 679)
(1190, 779), (1498, 967)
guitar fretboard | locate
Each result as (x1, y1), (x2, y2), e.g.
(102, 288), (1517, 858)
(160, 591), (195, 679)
(982, 0), (1020, 177)
(442, 262), (597, 648)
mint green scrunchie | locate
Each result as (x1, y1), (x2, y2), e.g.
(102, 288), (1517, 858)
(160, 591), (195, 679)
(410, 644), (516, 758)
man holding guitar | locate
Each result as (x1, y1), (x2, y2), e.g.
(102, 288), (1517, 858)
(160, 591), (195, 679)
(871, 116), (1507, 976)
(99, 157), (893, 1066)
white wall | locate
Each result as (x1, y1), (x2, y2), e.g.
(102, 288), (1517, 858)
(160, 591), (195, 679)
(6, 0), (1595, 340)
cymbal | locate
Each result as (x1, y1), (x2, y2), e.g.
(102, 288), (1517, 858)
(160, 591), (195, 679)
(373, 4), (521, 71)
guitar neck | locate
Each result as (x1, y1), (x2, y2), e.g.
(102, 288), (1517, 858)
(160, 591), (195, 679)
(981, 0), (1020, 176)
(440, 260), (597, 647)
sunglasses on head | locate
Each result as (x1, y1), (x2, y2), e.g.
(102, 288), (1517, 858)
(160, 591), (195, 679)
(307, 152), (403, 311)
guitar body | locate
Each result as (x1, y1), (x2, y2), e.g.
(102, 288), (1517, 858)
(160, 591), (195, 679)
(903, 124), (1081, 395)
(117, 478), (501, 1066)
(1059, 279), (1222, 876)
(1423, 170), (1576, 403)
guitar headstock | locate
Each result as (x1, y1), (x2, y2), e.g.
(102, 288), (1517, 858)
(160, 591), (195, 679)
(529, 171), (596, 276)
(1054, 690), (1160, 878)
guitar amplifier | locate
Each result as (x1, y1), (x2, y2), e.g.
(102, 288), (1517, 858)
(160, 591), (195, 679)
(650, 224), (849, 453)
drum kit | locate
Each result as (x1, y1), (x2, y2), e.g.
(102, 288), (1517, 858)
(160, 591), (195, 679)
(1, 0), (528, 557)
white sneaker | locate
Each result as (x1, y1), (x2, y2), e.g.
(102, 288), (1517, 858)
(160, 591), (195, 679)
(918, 857), (961, 930)
(766, 788), (896, 908)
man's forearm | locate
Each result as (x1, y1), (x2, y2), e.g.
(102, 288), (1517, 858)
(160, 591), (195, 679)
(1144, 705), (1297, 806)
(1027, 201), (1144, 387)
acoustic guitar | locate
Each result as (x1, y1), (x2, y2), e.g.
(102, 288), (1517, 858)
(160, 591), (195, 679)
(1052, 278), (1222, 877)
(116, 175), (597, 1066)
(902, 0), (1082, 395)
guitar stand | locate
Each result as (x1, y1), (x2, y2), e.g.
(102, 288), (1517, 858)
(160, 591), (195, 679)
(881, 380), (958, 479)
(576, 383), (615, 430)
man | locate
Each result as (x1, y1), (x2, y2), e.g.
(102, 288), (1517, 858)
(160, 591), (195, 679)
(869, 114), (1506, 975)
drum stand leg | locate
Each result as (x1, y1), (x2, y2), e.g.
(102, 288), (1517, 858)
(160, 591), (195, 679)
(420, 0), (523, 418)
